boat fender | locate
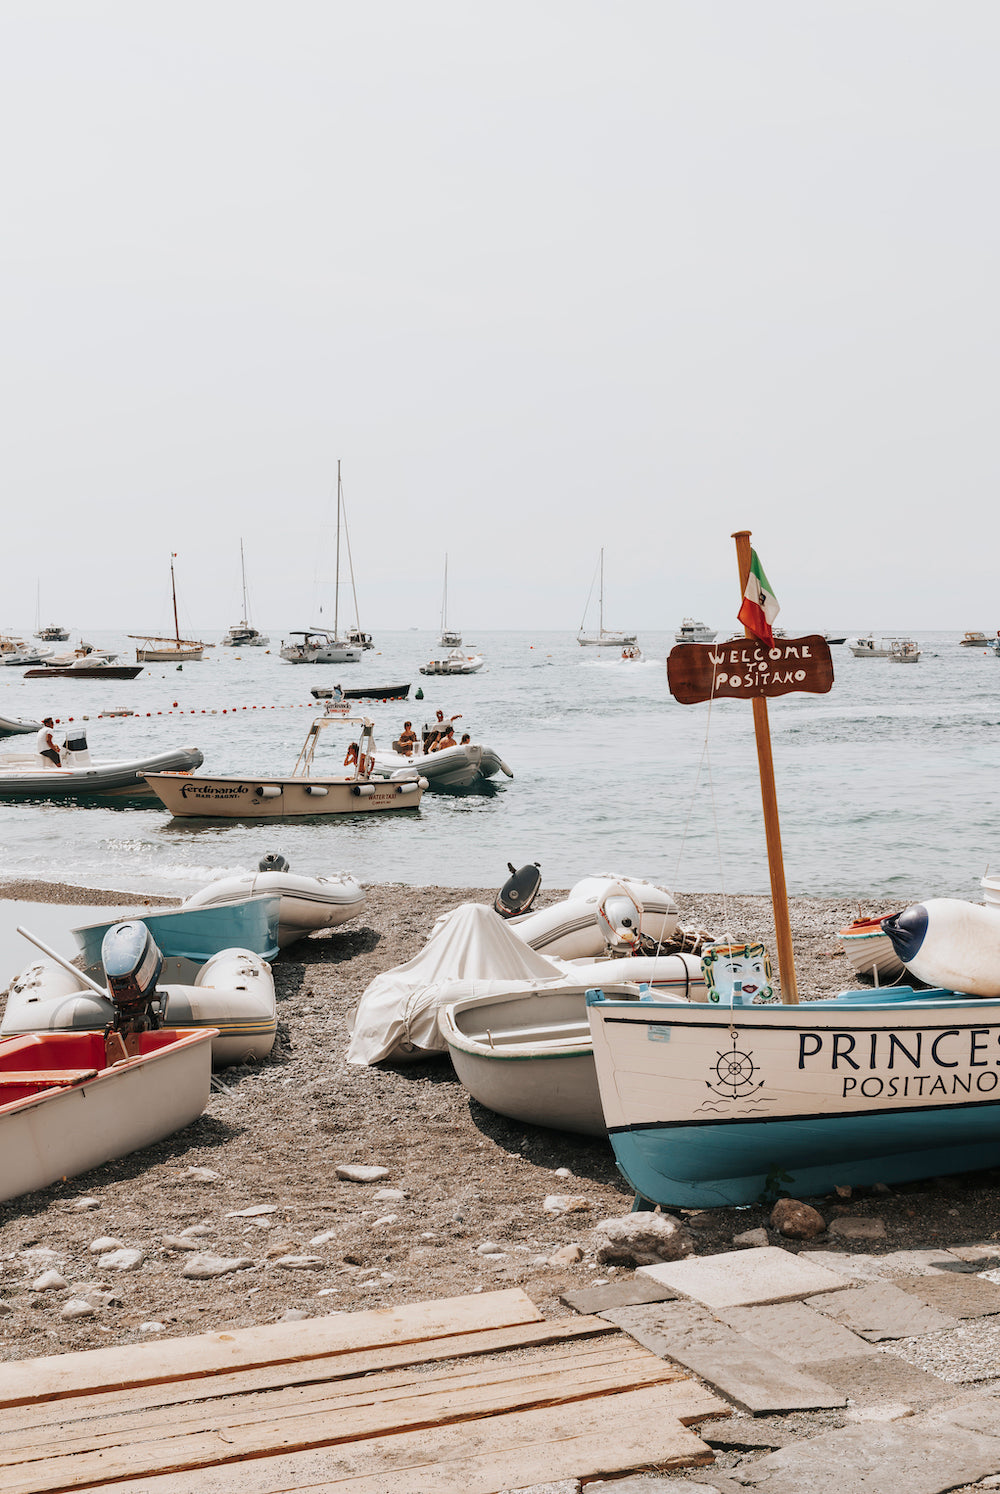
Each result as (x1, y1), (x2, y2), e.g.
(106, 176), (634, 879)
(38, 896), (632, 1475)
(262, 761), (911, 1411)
(396, 781), (420, 794)
(256, 785), (282, 798)
(352, 783), (376, 797)
(258, 853), (290, 872)
(305, 785), (328, 796)
(882, 898), (1000, 996)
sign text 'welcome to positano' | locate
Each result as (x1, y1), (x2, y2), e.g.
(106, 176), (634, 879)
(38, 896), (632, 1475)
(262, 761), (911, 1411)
(667, 634), (835, 705)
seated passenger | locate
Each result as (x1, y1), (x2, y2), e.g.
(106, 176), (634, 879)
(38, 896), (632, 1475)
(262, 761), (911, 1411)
(35, 717), (61, 768)
(344, 741), (360, 768)
(398, 720), (418, 755)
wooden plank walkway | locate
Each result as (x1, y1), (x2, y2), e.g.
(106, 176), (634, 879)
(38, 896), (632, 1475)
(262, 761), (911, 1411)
(0, 1288), (725, 1493)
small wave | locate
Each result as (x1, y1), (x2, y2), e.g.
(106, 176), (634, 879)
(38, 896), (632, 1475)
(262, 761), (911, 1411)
(153, 862), (253, 884)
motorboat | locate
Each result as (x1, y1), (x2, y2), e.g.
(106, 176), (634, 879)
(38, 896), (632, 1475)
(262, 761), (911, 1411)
(838, 915), (906, 983)
(143, 710), (426, 818)
(0, 714), (40, 737)
(221, 539), (269, 647)
(848, 635), (912, 658)
(822, 633), (848, 645)
(507, 875), (680, 959)
(129, 554), (206, 662)
(371, 739), (512, 791)
(0, 728), (203, 802)
(2, 645), (52, 667)
(46, 641), (118, 665)
(181, 861), (365, 947)
(0, 1027), (214, 1203)
(34, 625), (69, 642)
(620, 644), (642, 660)
(577, 548), (636, 647)
(961, 631), (990, 647)
(282, 462), (370, 663)
(25, 655), (143, 680)
(419, 648), (485, 676)
(312, 683), (411, 701)
(889, 638), (921, 663)
(674, 618), (717, 644)
(70, 894), (281, 966)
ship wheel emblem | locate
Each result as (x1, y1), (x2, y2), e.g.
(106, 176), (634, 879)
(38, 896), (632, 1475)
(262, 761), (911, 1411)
(707, 1032), (765, 1100)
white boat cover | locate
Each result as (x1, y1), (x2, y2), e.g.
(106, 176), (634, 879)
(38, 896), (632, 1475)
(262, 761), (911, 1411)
(347, 904), (565, 1065)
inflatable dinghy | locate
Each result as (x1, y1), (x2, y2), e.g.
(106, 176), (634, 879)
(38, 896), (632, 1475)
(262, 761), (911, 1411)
(882, 899), (1000, 997)
(181, 860), (365, 946)
(3, 921), (276, 1066)
(508, 874), (679, 959)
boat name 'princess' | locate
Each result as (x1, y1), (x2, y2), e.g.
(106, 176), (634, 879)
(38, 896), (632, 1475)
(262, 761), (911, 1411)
(666, 634), (834, 704)
(799, 1024), (1000, 1099)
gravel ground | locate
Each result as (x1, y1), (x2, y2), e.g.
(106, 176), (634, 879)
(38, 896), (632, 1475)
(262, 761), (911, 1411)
(2, 879), (999, 1376)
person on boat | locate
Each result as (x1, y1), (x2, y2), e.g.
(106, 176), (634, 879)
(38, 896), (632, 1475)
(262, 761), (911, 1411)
(35, 718), (61, 767)
(432, 726), (457, 752)
(460, 732), (471, 745)
(423, 709), (461, 748)
(398, 721), (418, 755)
(344, 741), (360, 768)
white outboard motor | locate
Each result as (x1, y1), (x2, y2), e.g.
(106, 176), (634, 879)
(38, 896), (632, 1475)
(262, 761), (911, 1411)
(258, 852), (290, 873)
(61, 727), (91, 767)
(595, 884), (643, 951)
(101, 920), (164, 1031)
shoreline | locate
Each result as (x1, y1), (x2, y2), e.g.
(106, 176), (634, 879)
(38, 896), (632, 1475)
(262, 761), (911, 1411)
(0, 880), (180, 907)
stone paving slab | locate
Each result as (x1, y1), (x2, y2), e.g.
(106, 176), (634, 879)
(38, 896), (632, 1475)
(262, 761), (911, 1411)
(948, 1244), (1000, 1268)
(701, 1416), (797, 1449)
(726, 1420), (1000, 1493)
(798, 1249), (962, 1280)
(717, 1301), (877, 1364)
(560, 1279), (680, 1314)
(919, 1387), (1000, 1438)
(806, 1281), (961, 1340)
(606, 1301), (846, 1413)
(894, 1271), (1000, 1318)
(638, 1246), (852, 1309)
(803, 1352), (956, 1411)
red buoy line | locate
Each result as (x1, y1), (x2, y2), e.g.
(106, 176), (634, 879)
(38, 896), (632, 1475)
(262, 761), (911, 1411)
(40, 702), (334, 725)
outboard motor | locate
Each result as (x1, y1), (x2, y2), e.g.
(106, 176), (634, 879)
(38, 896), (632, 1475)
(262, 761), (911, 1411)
(596, 885), (643, 952)
(100, 921), (164, 1034)
(494, 861), (541, 919)
(62, 727), (91, 767)
(258, 852), (290, 873)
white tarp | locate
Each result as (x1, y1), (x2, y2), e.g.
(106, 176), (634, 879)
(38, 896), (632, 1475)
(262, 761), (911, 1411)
(347, 903), (565, 1065)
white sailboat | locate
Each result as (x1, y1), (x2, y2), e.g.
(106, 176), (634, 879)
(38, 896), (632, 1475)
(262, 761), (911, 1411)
(438, 554), (462, 647)
(221, 539), (269, 647)
(577, 549), (636, 647)
(33, 579), (69, 642)
(281, 463), (364, 665)
(129, 555), (206, 662)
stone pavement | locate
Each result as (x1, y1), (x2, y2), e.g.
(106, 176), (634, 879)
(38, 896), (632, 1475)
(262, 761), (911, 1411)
(511, 1243), (1000, 1494)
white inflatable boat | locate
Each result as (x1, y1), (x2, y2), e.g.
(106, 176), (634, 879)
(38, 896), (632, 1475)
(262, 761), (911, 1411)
(181, 864), (365, 947)
(3, 939), (276, 1067)
(371, 742), (512, 791)
(0, 729), (203, 802)
(507, 874), (679, 959)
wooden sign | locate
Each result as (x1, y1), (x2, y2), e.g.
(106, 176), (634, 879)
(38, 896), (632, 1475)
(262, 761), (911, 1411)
(667, 634), (834, 705)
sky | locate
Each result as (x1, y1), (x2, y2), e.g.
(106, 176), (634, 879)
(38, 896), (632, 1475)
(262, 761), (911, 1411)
(2, 2), (998, 635)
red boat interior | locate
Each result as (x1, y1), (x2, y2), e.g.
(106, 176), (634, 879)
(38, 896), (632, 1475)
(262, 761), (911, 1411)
(0, 1030), (194, 1104)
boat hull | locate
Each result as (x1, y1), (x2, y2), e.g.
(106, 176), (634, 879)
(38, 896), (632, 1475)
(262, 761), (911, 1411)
(312, 684), (411, 701)
(0, 747), (204, 801)
(181, 872), (364, 946)
(71, 894), (281, 965)
(143, 771), (424, 817)
(587, 988), (1000, 1206)
(0, 715), (41, 737)
(0, 1029), (213, 1203)
(24, 666), (144, 679)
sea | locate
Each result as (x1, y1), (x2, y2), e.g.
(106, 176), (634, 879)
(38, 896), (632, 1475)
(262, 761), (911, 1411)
(0, 629), (996, 914)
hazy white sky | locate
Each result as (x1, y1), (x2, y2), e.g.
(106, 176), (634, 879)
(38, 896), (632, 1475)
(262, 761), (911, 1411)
(2, 2), (997, 633)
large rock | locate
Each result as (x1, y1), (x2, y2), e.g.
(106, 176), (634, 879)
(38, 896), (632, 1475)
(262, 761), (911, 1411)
(771, 1198), (827, 1239)
(593, 1212), (694, 1266)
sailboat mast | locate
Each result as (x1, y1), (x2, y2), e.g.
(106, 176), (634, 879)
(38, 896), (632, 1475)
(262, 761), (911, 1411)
(170, 554), (180, 646)
(442, 554), (448, 633)
(334, 460), (342, 641)
(732, 528), (799, 1005)
(240, 538), (248, 623)
(599, 548), (605, 636)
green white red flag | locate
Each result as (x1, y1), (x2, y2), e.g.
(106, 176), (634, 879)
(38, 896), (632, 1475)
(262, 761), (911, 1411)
(737, 549), (780, 645)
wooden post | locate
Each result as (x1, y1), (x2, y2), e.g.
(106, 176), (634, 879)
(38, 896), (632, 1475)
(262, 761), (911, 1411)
(731, 530), (799, 1005)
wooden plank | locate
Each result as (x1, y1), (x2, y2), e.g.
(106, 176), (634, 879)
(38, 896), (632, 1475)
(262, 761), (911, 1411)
(6, 1349), (687, 1493)
(1, 1339), (669, 1467)
(0, 1317), (618, 1440)
(0, 1290), (543, 1409)
(54, 1384), (722, 1494)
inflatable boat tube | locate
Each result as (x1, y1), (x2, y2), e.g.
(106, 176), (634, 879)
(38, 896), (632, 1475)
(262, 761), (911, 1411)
(881, 899), (1000, 997)
(569, 874), (680, 944)
(508, 875), (680, 959)
(565, 952), (708, 1001)
(182, 871), (364, 947)
(1, 948), (276, 1066)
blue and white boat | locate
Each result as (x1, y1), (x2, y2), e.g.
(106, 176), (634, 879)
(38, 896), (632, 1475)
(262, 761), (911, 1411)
(586, 984), (1000, 1208)
(71, 894), (281, 966)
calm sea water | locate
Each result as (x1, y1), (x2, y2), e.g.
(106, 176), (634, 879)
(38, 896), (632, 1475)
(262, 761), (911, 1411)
(0, 629), (996, 907)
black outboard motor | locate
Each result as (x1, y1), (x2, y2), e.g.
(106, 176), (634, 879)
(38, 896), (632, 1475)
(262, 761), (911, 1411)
(100, 921), (164, 1035)
(494, 861), (541, 919)
(258, 852), (290, 873)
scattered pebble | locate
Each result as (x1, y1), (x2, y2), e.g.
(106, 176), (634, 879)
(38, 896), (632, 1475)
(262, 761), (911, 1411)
(32, 1270), (69, 1292)
(180, 1224), (213, 1238)
(770, 1199), (826, 1239)
(554, 1168), (572, 1178)
(733, 1228), (770, 1249)
(98, 1249), (143, 1272)
(543, 1194), (591, 1215)
(163, 1236), (205, 1252)
(593, 1213), (694, 1265)
(278, 1308), (310, 1321)
(273, 1255), (324, 1270)
(138, 1322), (165, 1333)
(60, 1299), (96, 1320)
(336, 1165), (390, 1183)
(372, 1188), (406, 1202)
(181, 1254), (254, 1279)
(89, 1237), (124, 1255)
(547, 1244), (584, 1266)
(0, 1301), (13, 1316)
(66, 1197), (100, 1212)
(828, 1216), (887, 1240)
(226, 1205), (279, 1218)
(371, 1215), (397, 1227)
(183, 1167), (219, 1183)
(310, 1230), (338, 1246)
(477, 1241), (504, 1256)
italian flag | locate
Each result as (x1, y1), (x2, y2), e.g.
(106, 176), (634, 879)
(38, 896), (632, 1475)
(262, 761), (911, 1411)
(737, 549), (780, 645)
